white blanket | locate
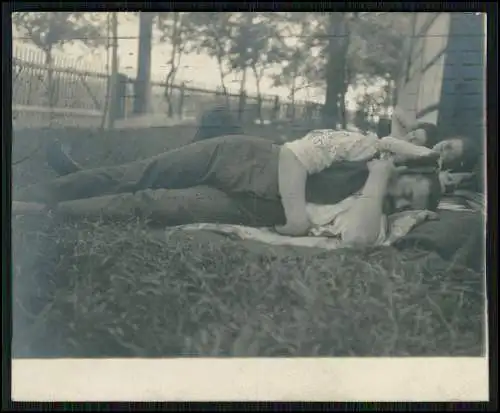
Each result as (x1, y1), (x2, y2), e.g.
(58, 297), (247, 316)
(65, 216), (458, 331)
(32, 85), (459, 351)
(168, 198), (442, 251)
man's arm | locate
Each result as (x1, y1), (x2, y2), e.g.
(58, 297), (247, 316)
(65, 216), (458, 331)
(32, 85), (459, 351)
(275, 146), (310, 236)
(342, 159), (395, 246)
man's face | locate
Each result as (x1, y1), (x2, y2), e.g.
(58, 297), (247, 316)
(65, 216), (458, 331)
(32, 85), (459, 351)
(386, 174), (432, 212)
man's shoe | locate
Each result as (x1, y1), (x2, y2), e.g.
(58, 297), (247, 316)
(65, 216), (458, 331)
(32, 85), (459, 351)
(46, 140), (82, 176)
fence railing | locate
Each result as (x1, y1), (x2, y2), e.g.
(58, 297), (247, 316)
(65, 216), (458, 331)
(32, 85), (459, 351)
(13, 43), (108, 129)
(134, 80), (324, 125)
(12, 43), (324, 130)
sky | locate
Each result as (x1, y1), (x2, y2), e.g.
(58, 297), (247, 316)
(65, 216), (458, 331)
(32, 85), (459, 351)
(12, 12), (387, 111)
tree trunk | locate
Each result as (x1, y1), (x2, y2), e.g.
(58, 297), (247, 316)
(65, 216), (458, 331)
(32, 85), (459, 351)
(164, 49), (184, 118)
(164, 63), (176, 118)
(239, 66), (247, 95)
(339, 23), (353, 130)
(106, 12), (119, 129)
(290, 75), (297, 121)
(238, 67), (247, 121)
(339, 91), (347, 129)
(322, 13), (349, 130)
(388, 78), (396, 108)
(134, 12), (154, 115)
(216, 56), (230, 108)
(252, 65), (263, 124)
(44, 47), (54, 127)
(163, 12), (181, 118)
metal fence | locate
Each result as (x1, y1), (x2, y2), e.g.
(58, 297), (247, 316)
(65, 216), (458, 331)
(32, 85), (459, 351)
(12, 43), (324, 130)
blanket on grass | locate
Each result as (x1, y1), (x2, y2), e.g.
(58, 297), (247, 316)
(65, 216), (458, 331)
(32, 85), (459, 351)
(167, 192), (485, 272)
(171, 205), (440, 251)
(12, 187), (484, 271)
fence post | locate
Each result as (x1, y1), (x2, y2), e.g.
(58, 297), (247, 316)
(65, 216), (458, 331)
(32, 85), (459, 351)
(215, 86), (227, 108)
(272, 95), (280, 121)
(238, 91), (246, 122)
(285, 103), (292, 120)
(257, 95), (263, 124)
(114, 73), (127, 120)
(134, 12), (154, 115)
(214, 87), (221, 109)
(305, 102), (312, 122)
(178, 82), (186, 119)
(107, 11), (119, 129)
(44, 49), (55, 128)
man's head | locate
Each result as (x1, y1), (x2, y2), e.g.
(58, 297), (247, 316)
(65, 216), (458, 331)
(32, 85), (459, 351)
(402, 122), (439, 148)
(193, 105), (243, 142)
(385, 170), (442, 213)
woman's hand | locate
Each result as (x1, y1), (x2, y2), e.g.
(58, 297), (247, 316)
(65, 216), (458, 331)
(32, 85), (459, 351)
(275, 218), (311, 236)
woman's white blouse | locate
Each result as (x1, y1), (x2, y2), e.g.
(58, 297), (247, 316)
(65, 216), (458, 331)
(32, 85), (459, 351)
(283, 129), (380, 174)
(284, 129), (435, 174)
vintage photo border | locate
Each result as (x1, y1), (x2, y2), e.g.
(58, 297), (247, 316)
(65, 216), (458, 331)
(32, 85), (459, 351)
(2, 2), (496, 405)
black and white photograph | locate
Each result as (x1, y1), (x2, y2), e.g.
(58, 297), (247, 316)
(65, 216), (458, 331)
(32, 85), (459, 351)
(8, 8), (489, 402)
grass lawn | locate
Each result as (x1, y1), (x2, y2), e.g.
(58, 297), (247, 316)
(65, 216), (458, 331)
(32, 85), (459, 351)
(12, 212), (484, 358)
(11, 124), (485, 358)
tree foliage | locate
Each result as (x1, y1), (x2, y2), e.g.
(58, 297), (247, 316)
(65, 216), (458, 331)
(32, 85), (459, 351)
(12, 12), (107, 108)
(187, 12), (238, 103)
(226, 13), (286, 119)
(12, 12), (106, 59)
(354, 13), (410, 78)
(13, 11), (412, 126)
(160, 11), (410, 125)
(155, 12), (197, 116)
(266, 12), (412, 127)
(269, 13), (320, 98)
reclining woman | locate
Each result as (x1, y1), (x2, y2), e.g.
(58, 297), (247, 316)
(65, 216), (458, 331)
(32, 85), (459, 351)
(190, 104), (479, 176)
(16, 121), (443, 246)
(390, 106), (482, 192)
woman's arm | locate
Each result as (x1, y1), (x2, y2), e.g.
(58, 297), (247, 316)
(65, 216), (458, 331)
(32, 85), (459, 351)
(341, 159), (394, 246)
(392, 107), (417, 138)
(378, 136), (437, 160)
(275, 146), (311, 236)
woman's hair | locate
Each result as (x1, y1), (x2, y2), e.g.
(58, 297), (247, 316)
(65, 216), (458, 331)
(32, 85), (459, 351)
(193, 105), (243, 142)
(445, 135), (481, 172)
(410, 122), (439, 148)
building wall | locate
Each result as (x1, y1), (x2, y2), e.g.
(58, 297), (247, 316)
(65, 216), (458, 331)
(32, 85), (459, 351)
(438, 13), (486, 145)
(395, 13), (451, 126)
(394, 12), (486, 147)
